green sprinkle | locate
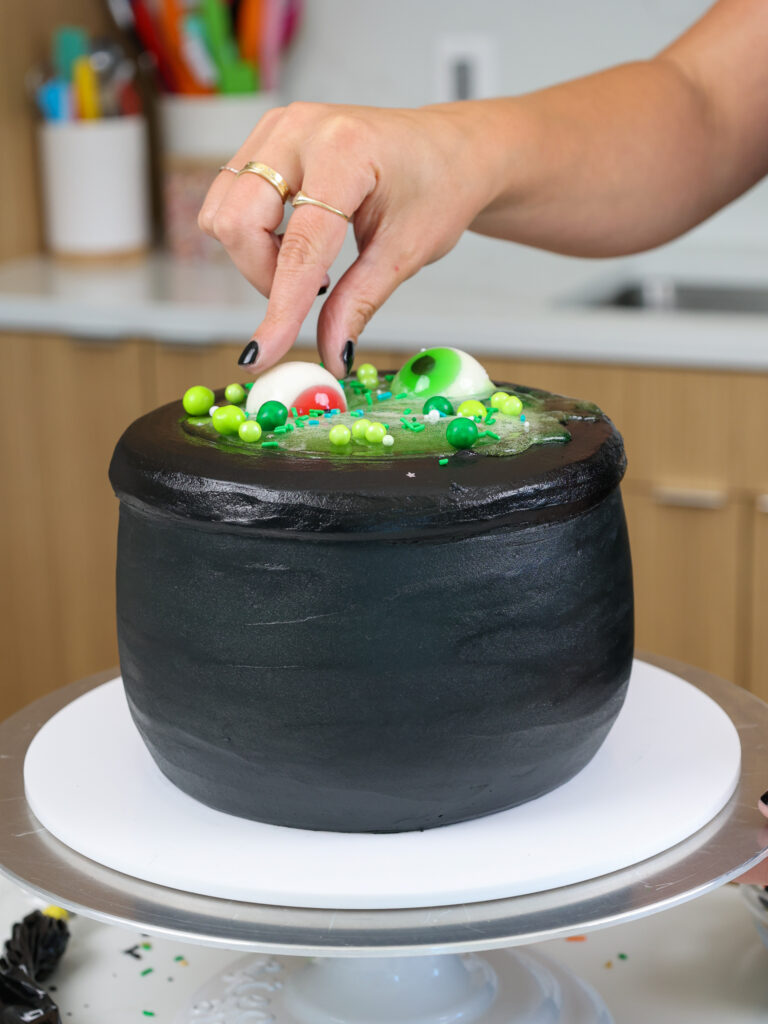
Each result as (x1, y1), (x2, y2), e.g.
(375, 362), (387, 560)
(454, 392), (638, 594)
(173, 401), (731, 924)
(261, 441), (280, 448)
(244, 382), (254, 390)
(291, 407), (298, 418)
(351, 409), (364, 418)
(273, 425), (288, 434)
(395, 392), (408, 399)
(310, 409), (325, 416)
(403, 408), (411, 414)
(141, 942), (152, 950)
(141, 968), (153, 976)
(400, 417), (425, 433)
(174, 956), (186, 962)
(618, 953), (628, 960)
(365, 392), (373, 406)
(484, 409), (496, 423)
(385, 373), (394, 381)
(142, 1013), (156, 1017)
(479, 430), (500, 441)
(438, 458), (449, 465)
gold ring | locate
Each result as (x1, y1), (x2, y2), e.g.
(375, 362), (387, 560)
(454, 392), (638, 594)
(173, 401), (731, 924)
(218, 165), (239, 174)
(292, 189), (350, 221)
(237, 161), (291, 203)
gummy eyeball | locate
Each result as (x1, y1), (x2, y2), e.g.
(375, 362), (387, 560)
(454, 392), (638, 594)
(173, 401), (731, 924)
(391, 348), (493, 402)
(245, 362), (347, 418)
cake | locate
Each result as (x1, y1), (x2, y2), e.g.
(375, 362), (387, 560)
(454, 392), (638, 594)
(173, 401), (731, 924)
(109, 348), (634, 833)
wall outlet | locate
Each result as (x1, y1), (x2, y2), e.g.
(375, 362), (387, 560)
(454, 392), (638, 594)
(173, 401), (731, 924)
(434, 32), (498, 103)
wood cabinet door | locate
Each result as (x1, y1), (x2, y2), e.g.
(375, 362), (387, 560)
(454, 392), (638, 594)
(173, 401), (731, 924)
(0, 334), (151, 718)
(622, 486), (748, 685)
(748, 497), (768, 703)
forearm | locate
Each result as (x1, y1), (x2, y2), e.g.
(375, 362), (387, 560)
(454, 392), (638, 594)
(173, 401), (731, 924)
(460, 0), (768, 257)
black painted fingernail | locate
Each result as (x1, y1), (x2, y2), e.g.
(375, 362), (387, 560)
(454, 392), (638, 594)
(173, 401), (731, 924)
(760, 790), (768, 806)
(342, 339), (355, 375)
(317, 284), (328, 296)
(238, 339), (259, 366)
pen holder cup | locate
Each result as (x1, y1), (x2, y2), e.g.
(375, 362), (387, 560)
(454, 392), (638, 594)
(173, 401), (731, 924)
(39, 115), (150, 259)
(160, 92), (280, 261)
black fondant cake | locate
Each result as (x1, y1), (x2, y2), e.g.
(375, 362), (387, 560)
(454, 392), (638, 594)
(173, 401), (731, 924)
(109, 349), (634, 833)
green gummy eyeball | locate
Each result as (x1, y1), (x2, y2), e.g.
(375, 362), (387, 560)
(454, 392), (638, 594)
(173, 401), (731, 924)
(446, 417), (479, 449)
(183, 385), (215, 416)
(422, 395), (454, 416)
(501, 395), (523, 417)
(238, 419), (262, 443)
(212, 404), (247, 435)
(491, 391), (510, 409)
(329, 424), (352, 446)
(457, 399), (486, 419)
(256, 400), (289, 431)
(365, 422), (387, 443)
(225, 382), (247, 405)
(352, 418), (372, 439)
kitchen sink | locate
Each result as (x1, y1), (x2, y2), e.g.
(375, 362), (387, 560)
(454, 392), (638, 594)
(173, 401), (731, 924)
(594, 278), (768, 314)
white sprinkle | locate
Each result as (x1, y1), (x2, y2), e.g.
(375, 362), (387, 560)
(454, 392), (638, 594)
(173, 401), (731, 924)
(406, 471), (415, 478)
(425, 409), (441, 424)
(524, 421), (531, 432)
(209, 405), (219, 416)
(382, 434), (394, 447)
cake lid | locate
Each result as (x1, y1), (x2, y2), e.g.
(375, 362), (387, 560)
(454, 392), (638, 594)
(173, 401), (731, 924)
(110, 352), (626, 539)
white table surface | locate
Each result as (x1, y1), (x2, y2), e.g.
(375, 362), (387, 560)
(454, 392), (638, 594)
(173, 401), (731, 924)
(0, 236), (767, 370)
(2, 875), (767, 1023)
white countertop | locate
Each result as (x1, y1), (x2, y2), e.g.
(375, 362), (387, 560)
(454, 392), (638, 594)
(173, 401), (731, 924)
(0, 234), (766, 369)
(3, 876), (767, 1022)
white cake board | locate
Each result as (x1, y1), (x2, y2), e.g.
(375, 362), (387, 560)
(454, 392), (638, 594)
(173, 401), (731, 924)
(23, 660), (741, 911)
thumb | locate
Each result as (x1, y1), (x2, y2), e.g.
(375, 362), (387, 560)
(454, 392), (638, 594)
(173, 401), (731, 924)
(316, 238), (421, 377)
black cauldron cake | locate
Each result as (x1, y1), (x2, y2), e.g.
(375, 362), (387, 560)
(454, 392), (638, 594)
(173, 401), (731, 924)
(109, 347), (634, 833)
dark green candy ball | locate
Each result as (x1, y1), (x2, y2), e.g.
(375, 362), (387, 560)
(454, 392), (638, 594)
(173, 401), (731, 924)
(446, 417), (479, 449)
(422, 395), (454, 416)
(256, 400), (289, 431)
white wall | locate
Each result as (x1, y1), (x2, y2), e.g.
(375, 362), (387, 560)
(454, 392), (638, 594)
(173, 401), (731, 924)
(279, 1), (767, 292)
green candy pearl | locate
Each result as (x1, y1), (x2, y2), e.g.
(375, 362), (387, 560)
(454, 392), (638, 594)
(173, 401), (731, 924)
(352, 418), (372, 439)
(256, 400), (289, 431)
(238, 419), (262, 443)
(490, 391), (510, 409)
(457, 399), (486, 419)
(182, 385), (215, 416)
(365, 422), (387, 443)
(501, 395), (523, 417)
(356, 362), (378, 381)
(329, 424), (352, 446)
(225, 382), (247, 405)
(422, 395), (454, 416)
(446, 417), (479, 449)
(212, 404), (247, 435)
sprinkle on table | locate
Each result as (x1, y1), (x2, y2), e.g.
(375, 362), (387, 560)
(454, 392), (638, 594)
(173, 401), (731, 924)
(141, 968), (153, 976)
(618, 952), (628, 960)
(438, 458), (449, 465)
(261, 441), (280, 448)
(142, 1013), (156, 1017)
(565, 935), (587, 942)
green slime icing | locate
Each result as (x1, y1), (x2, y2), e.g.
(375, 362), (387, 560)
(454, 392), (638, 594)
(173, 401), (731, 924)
(181, 380), (602, 461)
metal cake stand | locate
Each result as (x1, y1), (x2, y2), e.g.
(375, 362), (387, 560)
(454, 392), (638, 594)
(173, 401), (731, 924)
(1, 653), (767, 1024)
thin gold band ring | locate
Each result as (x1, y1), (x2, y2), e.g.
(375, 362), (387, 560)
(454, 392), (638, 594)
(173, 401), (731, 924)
(292, 189), (350, 221)
(237, 161), (292, 203)
(218, 165), (239, 175)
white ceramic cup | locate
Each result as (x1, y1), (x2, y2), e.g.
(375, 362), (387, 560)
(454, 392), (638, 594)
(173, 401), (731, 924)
(39, 115), (150, 257)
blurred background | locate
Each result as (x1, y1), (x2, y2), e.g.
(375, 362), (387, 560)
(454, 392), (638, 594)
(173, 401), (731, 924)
(1, 0), (767, 718)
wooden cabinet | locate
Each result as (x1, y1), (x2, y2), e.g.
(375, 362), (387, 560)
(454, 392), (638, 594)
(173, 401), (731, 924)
(2, 337), (768, 721)
(748, 496), (768, 702)
(0, 334), (151, 715)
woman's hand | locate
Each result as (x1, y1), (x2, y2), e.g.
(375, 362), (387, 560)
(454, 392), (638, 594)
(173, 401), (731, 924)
(198, 101), (503, 377)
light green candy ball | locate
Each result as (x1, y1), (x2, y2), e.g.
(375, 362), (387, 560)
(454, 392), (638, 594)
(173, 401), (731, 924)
(183, 385), (215, 416)
(238, 419), (262, 443)
(457, 399), (486, 420)
(212, 404), (247, 435)
(365, 422), (387, 443)
(352, 418), (372, 439)
(490, 391), (510, 409)
(225, 382), (247, 405)
(329, 424), (352, 446)
(501, 395), (523, 417)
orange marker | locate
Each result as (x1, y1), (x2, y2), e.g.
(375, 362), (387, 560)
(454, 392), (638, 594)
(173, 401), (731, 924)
(237, 0), (263, 64)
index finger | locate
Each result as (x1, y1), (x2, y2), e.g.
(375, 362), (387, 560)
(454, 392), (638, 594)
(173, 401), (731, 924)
(247, 159), (376, 372)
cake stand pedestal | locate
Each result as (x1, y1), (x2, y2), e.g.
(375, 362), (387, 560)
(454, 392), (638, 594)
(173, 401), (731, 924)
(1, 654), (766, 1024)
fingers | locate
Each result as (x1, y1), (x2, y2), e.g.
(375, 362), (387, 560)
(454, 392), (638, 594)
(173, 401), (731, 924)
(316, 235), (421, 376)
(246, 161), (375, 373)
